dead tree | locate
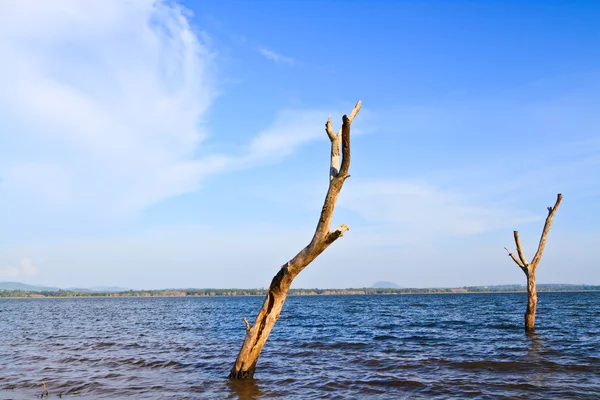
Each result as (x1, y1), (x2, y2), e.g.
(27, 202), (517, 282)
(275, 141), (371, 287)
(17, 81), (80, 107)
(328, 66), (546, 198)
(228, 101), (362, 379)
(504, 193), (562, 333)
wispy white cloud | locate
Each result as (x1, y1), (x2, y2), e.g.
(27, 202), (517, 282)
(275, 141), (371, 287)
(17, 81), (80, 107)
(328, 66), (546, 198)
(258, 47), (296, 65)
(252, 177), (541, 247)
(342, 180), (540, 238)
(20, 257), (38, 276)
(0, 0), (348, 225)
(239, 103), (369, 167)
(0, 258), (38, 277)
(245, 110), (325, 162)
(0, 266), (19, 277)
(0, 0), (217, 217)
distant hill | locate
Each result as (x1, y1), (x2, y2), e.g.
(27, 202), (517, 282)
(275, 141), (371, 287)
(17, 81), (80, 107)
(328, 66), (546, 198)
(0, 282), (60, 291)
(371, 281), (401, 289)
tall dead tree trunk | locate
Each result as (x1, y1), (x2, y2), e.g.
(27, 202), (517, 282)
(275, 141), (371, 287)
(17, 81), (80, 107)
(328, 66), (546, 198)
(504, 193), (562, 333)
(228, 101), (362, 379)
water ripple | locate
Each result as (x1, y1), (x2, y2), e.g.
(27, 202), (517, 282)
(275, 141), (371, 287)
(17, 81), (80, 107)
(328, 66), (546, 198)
(1, 293), (599, 399)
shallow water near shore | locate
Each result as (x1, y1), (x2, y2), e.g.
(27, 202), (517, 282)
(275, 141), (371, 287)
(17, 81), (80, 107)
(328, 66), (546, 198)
(1, 292), (599, 399)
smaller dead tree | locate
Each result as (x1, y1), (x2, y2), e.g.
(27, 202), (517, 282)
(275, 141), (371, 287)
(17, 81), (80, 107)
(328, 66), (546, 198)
(504, 193), (562, 333)
(228, 101), (362, 379)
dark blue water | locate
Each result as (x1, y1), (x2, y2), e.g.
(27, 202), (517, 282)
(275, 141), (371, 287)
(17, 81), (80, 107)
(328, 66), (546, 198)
(1, 293), (599, 399)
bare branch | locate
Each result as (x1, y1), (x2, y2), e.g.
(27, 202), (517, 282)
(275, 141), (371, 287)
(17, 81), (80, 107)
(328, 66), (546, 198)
(347, 100), (362, 123)
(531, 193), (562, 267)
(337, 101), (361, 179)
(325, 224), (350, 245)
(243, 316), (251, 332)
(328, 130), (341, 181)
(504, 246), (525, 269)
(326, 117), (344, 181)
(339, 120), (351, 178)
(333, 223), (350, 235)
(325, 116), (336, 141)
(513, 231), (529, 266)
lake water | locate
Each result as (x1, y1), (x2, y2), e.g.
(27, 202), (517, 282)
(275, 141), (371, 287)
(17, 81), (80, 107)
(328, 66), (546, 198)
(1, 293), (599, 399)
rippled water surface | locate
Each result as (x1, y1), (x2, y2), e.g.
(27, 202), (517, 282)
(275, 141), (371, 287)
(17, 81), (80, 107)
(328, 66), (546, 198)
(1, 293), (599, 399)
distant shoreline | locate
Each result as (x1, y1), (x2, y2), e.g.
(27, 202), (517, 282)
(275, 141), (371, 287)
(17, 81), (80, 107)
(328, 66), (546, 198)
(1, 287), (599, 299)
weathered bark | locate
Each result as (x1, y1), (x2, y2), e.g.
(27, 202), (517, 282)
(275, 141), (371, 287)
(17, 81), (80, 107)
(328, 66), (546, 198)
(505, 193), (562, 333)
(229, 101), (362, 379)
(525, 273), (537, 331)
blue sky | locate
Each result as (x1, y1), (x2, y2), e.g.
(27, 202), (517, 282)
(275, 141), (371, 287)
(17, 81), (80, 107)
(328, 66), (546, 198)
(0, 0), (598, 289)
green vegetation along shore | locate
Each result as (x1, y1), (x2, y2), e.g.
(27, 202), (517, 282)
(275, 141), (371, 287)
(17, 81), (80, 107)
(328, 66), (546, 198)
(0, 284), (598, 298)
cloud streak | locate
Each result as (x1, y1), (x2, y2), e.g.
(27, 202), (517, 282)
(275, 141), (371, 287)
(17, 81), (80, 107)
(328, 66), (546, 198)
(0, 267), (19, 277)
(20, 257), (38, 276)
(258, 47), (296, 65)
(0, 258), (38, 277)
(0, 0), (344, 228)
(0, 0), (216, 217)
(342, 180), (541, 240)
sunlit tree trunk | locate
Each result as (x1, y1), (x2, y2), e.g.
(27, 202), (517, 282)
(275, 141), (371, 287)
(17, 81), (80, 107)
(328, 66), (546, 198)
(229, 101), (362, 379)
(505, 194), (562, 333)
(525, 273), (537, 331)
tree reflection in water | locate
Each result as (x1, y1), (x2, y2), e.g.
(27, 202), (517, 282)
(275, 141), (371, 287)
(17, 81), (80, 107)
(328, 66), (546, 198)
(227, 378), (264, 400)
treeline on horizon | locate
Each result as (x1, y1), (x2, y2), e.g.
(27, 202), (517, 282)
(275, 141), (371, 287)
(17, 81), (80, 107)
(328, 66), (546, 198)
(0, 284), (598, 298)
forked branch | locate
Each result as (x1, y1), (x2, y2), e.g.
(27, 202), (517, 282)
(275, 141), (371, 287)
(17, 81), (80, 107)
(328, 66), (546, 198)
(326, 117), (342, 180)
(504, 246), (526, 271)
(339, 101), (361, 177)
(513, 231), (529, 267)
(504, 193), (562, 333)
(505, 193), (563, 274)
(326, 101), (361, 181)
